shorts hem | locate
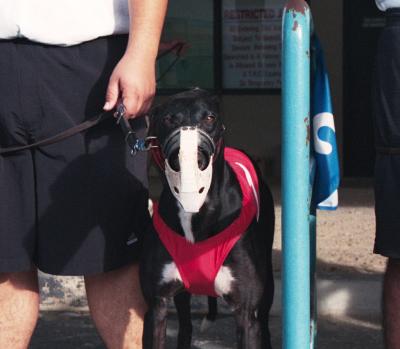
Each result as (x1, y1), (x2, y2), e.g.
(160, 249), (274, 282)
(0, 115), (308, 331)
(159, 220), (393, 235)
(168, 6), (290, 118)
(0, 257), (34, 273)
(374, 245), (400, 259)
(36, 254), (140, 276)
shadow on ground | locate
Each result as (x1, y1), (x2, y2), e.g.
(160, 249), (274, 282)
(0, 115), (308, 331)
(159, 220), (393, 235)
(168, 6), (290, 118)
(31, 311), (383, 349)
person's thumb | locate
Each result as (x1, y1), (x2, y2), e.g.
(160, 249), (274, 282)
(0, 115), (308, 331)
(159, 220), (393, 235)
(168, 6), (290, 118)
(103, 77), (119, 111)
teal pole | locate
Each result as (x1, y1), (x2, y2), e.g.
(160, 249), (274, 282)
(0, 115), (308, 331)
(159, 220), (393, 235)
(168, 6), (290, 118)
(310, 209), (317, 349)
(281, 1), (311, 349)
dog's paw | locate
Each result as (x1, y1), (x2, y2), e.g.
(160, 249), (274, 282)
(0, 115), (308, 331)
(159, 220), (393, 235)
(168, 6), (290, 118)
(200, 317), (214, 333)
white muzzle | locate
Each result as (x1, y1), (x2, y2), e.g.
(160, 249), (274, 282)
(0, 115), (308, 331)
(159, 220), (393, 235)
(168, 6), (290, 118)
(164, 127), (214, 213)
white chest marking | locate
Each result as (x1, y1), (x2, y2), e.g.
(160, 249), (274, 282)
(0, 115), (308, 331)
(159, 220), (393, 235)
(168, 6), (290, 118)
(178, 204), (195, 243)
(214, 266), (235, 296)
(160, 263), (235, 297)
(160, 262), (183, 285)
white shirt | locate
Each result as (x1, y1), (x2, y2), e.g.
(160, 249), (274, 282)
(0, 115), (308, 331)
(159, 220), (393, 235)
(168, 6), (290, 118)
(0, 0), (130, 46)
(376, 0), (400, 11)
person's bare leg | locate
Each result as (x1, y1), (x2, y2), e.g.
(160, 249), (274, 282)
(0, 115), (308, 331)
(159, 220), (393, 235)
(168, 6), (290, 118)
(85, 263), (147, 349)
(383, 258), (400, 349)
(0, 269), (40, 349)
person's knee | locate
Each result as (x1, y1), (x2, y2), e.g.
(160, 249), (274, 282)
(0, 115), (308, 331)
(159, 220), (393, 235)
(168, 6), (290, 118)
(84, 263), (142, 289)
(85, 263), (147, 315)
(387, 258), (400, 271)
(84, 264), (146, 348)
(0, 269), (40, 326)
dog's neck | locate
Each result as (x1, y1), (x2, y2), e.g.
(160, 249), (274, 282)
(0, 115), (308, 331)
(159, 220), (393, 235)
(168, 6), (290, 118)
(158, 149), (243, 243)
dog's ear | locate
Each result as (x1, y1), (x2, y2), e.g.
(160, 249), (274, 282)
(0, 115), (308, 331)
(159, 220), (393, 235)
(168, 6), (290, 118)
(209, 94), (220, 108)
(190, 87), (219, 102)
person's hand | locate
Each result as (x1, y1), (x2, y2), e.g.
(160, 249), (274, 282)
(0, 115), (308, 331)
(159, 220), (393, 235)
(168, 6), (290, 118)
(103, 52), (156, 119)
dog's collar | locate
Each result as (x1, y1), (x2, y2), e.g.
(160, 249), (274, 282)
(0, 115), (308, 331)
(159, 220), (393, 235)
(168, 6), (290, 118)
(162, 126), (216, 159)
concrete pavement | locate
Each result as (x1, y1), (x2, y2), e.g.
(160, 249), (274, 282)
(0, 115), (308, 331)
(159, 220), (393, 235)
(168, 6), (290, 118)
(32, 276), (384, 348)
(38, 276), (383, 317)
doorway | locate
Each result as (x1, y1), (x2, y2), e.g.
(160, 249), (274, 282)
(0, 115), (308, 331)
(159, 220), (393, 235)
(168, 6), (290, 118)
(343, 1), (385, 176)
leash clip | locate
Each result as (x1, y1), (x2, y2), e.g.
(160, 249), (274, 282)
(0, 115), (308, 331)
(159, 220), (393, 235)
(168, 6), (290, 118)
(115, 104), (158, 156)
(114, 103), (126, 124)
(138, 136), (159, 152)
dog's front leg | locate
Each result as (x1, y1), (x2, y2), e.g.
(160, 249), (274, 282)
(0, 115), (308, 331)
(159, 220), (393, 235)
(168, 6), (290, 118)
(143, 297), (169, 349)
(174, 292), (192, 349)
(234, 307), (262, 349)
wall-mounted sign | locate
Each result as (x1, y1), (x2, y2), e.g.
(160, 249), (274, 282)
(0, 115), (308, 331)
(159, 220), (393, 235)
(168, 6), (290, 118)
(222, 0), (285, 89)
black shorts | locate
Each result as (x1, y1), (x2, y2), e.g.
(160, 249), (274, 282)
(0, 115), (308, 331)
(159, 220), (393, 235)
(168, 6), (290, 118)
(0, 35), (150, 275)
(373, 9), (400, 258)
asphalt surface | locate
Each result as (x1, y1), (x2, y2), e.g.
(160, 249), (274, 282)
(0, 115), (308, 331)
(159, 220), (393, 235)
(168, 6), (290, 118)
(31, 310), (383, 349)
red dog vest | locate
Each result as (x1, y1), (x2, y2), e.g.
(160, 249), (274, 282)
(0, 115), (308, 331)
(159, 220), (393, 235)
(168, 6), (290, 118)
(153, 147), (260, 297)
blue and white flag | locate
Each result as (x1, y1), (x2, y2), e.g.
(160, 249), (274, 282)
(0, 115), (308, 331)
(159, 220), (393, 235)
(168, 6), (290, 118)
(311, 36), (340, 210)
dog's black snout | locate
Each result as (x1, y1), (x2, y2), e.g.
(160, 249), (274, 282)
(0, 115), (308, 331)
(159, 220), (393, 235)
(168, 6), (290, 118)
(167, 148), (211, 172)
(197, 149), (210, 171)
(168, 149), (181, 172)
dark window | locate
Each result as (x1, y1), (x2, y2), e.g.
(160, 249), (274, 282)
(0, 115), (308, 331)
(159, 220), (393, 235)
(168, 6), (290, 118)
(157, 0), (287, 94)
(157, 0), (214, 90)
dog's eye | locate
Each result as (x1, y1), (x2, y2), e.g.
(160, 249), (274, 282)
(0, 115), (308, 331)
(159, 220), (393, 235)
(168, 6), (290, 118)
(163, 114), (173, 127)
(202, 114), (216, 125)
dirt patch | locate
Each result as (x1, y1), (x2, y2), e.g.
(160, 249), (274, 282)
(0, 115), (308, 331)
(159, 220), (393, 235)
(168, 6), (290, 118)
(271, 185), (386, 277)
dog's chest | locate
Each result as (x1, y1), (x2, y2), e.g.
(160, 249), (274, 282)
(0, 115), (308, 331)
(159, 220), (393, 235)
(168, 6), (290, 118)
(160, 262), (235, 297)
(178, 206), (195, 243)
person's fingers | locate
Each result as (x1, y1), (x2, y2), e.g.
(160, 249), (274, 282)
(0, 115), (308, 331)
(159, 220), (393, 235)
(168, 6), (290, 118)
(122, 91), (141, 118)
(139, 94), (154, 116)
(103, 77), (119, 111)
(123, 86), (155, 118)
(135, 88), (156, 117)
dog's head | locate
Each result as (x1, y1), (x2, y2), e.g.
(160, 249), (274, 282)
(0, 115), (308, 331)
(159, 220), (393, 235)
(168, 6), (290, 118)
(149, 88), (225, 212)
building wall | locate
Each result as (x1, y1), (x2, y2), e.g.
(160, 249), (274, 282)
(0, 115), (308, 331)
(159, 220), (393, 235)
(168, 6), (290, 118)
(313, 0), (343, 174)
(222, 94), (282, 176)
(222, 0), (344, 178)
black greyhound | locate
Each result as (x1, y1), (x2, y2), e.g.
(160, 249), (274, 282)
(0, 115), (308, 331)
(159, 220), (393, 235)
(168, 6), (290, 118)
(140, 88), (275, 348)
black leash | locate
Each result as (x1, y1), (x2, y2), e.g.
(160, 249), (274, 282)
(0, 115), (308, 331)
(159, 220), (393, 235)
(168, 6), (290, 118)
(0, 111), (111, 155)
(156, 42), (185, 83)
(0, 42), (184, 156)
